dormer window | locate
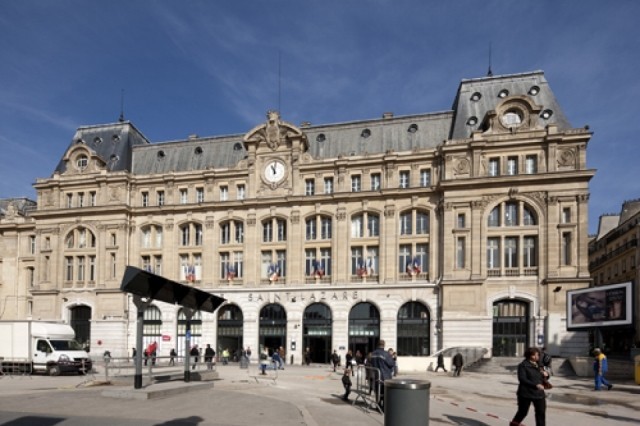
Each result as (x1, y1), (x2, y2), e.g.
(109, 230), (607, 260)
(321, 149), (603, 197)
(76, 155), (88, 170)
(501, 110), (522, 127)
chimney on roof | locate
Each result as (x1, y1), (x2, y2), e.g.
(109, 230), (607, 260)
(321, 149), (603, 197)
(188, 134), (199, 140)
(382, 112), (394, 119)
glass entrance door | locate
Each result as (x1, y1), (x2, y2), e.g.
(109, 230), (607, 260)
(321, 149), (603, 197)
(492, 300), (529, 357)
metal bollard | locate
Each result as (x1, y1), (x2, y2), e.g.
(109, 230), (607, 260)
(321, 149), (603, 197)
(384, 379), (431, 426)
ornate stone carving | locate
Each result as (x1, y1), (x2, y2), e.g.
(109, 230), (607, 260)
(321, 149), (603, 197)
(557, 148), (576, 167)
(290, 211), (300, 224)
(384, 205), (395, 218)
(337, 208), (346, 221)
(453, 156), (470, 175)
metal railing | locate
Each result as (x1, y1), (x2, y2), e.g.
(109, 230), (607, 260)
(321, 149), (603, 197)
(0, 358), (33, 378)
(352, 365), (383, 414)
(98, 355), (212, 385)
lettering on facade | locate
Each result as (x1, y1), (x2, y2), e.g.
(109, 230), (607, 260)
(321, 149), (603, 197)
(246, 291), (359, 303)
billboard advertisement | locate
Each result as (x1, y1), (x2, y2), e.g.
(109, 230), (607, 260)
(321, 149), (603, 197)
(566, 282), (633, 330)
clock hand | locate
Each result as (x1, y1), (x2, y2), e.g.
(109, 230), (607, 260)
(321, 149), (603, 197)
(271, 164), (277, 175)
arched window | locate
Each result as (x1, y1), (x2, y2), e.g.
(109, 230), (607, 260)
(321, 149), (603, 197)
(220, 220), (244, 244)
(351, 212), (380, 238)
(397, 302), (430, 356)
(63, 227), (97, 287)
(303, 303), (332, 363)
(348, 302), (380, 356)
(305, 215), (332, 240)
(179, 222), (203, 246)
(143, 306), (162, 348)
(217, 305), (243, 359)
(177, 309), (202, 354)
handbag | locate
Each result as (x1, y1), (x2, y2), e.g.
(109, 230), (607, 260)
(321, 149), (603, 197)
(543, 380), (553, 390)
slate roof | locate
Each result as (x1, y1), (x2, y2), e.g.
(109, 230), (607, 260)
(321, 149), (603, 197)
(54, 70), (572, 176)
(0, 198), (37, 217)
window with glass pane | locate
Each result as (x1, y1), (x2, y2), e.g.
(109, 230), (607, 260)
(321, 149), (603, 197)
(237, 184), (245, 200)
(457, 213), (466, 228)
(504, 237), (518, 268)
(416, 243), (429, 272)
(488, 207), (500, 227)
(305, 249), (315, 276)
(504, 203), (518, 226)
(77, 257), (85, 281)
(142, 192), (149, 207)
(321, 217), (332, 239)
(487, 238), (500, 269)
(400, 212), (412, 235)
(416, 212), (429, 234)
(89, 256), (96, 281)
(371, 173), (381, 191)
(277, 219), (287, 241)
(562, 232), (572, 265)
(157, 191), (165, 206)
(351, 215), (363, 238)
(196, 188), (204, 203)
(324, 177), (333, 194)
(154, 256), (162, 275)
(525, 155), (537, 174)
(195, 224), (203, 245)
(219, 253), (230, 279)
(233, 252), (244, 277)
(67, 194), (73, 208)
(523, 236), (537, 267)
(220, 223), (230, 244)
(306, 218), (316, 240)
(263, 220), (273, 242)
(235, 221), (244, 243)
(397, 302), (430, 356)
(399, 245), (412, 273)
(277, 250), (286, 277)
(351, 247), (363, 275)
(367, 247), (379, 275)
(523, 207), (536, 226)
(507, 157), (518, 175)
(220, 186), (228, 201)
(90, 192), (96, 206)
(305, 179), (315, 196)
(78, 193), (85, 207)
(488, 158), (500, 176)
(181, 226), (190, 246)
(367, 214), (380, 237)
(142, 228), (151, 248)
(562, 207), (571, 224)
(351, 175), (361, 192)
(320, 248), (332, 276)
(142, 256), (151, 272)
(456, 237), (465, 268)
(65, 257), (73, 280)
(180, 189), (188, 204)
(399, 171), (410, 188)
(420, 169), (431, 187)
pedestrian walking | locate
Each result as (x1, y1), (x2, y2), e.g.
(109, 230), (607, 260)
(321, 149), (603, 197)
(540, 347), (552, 377)
(509, 347), (548, 426)
(452, 352), (464, 377)
(345, 349), (354, 376)
(592, 348), (613, 391)
(331, 350), (340, 372)
(304, 347), (312, 365)
(341, 368), (352, 401)
(169, 348), (176, 366)
(131, 347), (137, 361)
(204, 344), (215, 370)
(259, 347), (269, 375)
(435, 352), (447, 372)
(222, 348), (230, 365)
(190, 345), (200, 370)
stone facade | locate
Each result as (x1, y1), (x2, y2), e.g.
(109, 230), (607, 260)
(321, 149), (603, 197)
(0, 71), (594, 368)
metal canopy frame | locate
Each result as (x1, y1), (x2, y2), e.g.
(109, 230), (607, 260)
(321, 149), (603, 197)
(120, 266), (226, 388)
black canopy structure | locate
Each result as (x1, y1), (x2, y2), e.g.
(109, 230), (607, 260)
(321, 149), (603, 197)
(121, 266), (225, 312)
(120, 266), (226, 387)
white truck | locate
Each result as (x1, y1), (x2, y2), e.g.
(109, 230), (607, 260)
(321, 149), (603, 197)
(0, 321), (92, 376)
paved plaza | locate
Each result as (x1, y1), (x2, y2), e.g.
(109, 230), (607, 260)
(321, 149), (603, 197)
(0, 362), (639, 425)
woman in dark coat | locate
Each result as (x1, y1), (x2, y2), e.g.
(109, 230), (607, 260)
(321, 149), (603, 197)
(510, 347), (548, 426)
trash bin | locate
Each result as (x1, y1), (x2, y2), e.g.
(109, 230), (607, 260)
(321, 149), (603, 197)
(384, 379), (431, 426)
(635, 355), (640, 385)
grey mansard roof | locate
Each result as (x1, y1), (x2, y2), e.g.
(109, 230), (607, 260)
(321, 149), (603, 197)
(55, 70), (573, 176)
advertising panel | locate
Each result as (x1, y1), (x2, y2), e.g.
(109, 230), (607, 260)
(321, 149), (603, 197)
(566, 282), (633, 330)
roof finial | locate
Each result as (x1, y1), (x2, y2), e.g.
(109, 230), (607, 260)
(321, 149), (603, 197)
(487, 42), (493, 77)
(118, 89), (125, 122)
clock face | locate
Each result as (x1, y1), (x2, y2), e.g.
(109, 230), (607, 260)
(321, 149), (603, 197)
(264, 160), (286, 183)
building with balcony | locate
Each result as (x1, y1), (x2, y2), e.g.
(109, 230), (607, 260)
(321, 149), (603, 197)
(0, 70), (594, 367)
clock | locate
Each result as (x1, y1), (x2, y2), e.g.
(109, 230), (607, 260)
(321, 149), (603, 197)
(264, 159), (286, 183)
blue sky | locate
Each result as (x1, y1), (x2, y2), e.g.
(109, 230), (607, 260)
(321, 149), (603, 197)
(1, 1), (638, 234)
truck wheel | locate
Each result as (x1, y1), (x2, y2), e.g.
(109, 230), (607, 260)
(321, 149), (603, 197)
(47, 365), (61, 376)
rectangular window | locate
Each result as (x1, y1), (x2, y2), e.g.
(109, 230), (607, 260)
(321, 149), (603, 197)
(196, 187), (204, 203)
(305, 179), (315, 196)
(65, 257), (73, 281)
(504, 203), (518, 226)
(110, 253), (117, 278)
(504, 237), (518, 268)
(78, 192), (85, 208)
(370, 173), (381, 191)
(277, 250), (287, 278)
(29, 235), (36, 255)
(237, 184), (245, 200)
(351, 175), (361, 192)
(562, 232), (572, 265)
(366, 247), (379, 275)
(507, 157), (518, 175)
(320, 248), (332, 276)
(399, 171), (410, 189)
(235, 222), (244, 243)
(321, 217), (332, 239)
(306, 219), (316, 240)
(399, 244), (412, 273)
(88, 256), (96, 281)
(180, 189), (188, 204)
(400, 213), (412, 235)
(263, 221), (272, 243)
(181, 226), (190, 246)
(195, 224), (203, 246)
(27, 268), (34, 287)
(155, 228), (162, 247)
(157, 190), (165, 206)
(488, 158), (500, 177)
(90, 191), (96, 206)
(142, 192), (149, 207)
(416, 243), (429, 273)
(416, 212), (429, 234)
(77, 256), (85, 281)
(277, 219), (286, 241)
(420, 169), (431, 187)
(367, 215), (379, 237)
(220, 253), (230, 279)
(67, 193), (73, 208)
(351, 247), (364, 276)
(142, 256), (151, 272)
(220, 186), (228, 201)
(523, 237), (537, 267)
(305, 249), (315, 276)
(43, 256), (50, 281)
(562, 207), (571, 224)
(457, 213), (466, 229)
(154, 256), (162, 276)
(220, 223), (230, 244)
(324, 177), (333, 194)
(456, 237), (465, 268)
(351, 216), (363, 238)
(525, 155), (537, 174)
(487, 238), (501, 269)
